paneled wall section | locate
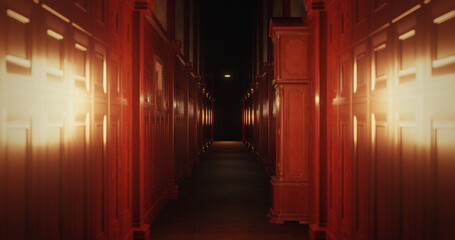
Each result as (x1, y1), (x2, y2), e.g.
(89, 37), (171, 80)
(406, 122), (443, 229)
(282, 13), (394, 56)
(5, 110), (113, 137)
(0, 0), (211, 239)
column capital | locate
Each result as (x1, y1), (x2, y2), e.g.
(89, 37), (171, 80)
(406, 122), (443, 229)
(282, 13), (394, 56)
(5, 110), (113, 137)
(269, 18), (310, 85)
(270, 18), (307, 39)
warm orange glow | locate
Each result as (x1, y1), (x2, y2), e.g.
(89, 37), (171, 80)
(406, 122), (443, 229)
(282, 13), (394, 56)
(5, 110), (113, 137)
(433, 10), (455, 24)
(41, 3), (70, 23)
(103, 115), (107, 146)
(372, 43), (386, 91)
(6, 55), (31, 69)
(398, 30), (415, 40)
(354, 116), (357, 145)
(85, 113), (90, 145)
(47, 29), (64, 40)
(392, 4), (421, 23)
(433, 56), (455, 69)
(263, 102), (269, 117)
(371, 113), (376, 144)
(6, 9), (30, 24)
(353, 60), (357, 93)
(74, 43), (89, 91)
(251, 107), (254, 125)
(202, 108), (205, 125)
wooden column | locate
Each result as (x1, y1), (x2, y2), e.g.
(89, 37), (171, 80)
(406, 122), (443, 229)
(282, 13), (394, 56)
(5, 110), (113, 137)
(168, 40), (181, 200)
(269, 18), (310, 224)
(132, 2), (154, 239)
(304, 1), (328, 239)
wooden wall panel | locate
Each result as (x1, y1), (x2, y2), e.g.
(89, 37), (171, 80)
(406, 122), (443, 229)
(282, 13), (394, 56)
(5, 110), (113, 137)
(5, 122), (30, 240)
(92, 121), (106, 240)
(313, 1), (455, 239)
(43, 125), (63, 239)
(0, 1), (135, 239)
(373, 124), (392, 240)
(354, 123), (368, 240)
(400, 126), (420, 240)
(433, 126), (455, 240)
(0, 1), (204, 239)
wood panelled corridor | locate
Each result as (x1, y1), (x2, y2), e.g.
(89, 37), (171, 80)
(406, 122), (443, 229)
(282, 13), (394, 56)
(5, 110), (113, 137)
(150, 141), (308, 240)
(1, 0), (455, 240)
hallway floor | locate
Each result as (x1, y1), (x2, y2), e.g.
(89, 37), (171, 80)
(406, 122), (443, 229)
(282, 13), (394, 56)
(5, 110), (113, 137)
(150, 141), (309, 240)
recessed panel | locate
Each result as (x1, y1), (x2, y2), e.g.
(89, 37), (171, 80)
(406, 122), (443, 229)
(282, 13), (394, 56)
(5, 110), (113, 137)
(400, 127), (418, 240)
(46, 29), (64, 81)
(398, 30), (417, 83)
(6, 9), (30, 75)
(283, 38), (307, 79)
(6, 127), (29, 240)
(355, 53), (367, 94)
(285, 87), (306, 179)
(94, 53), (106, 93)
(45, 126), (63, 239)
(329, 124), (335, 210)
(433, 11), (455, 71)
(435, 13), (455, 60)
(375, 125), (392, 240)
(355, 124), (368, 235)
(355, 0), (368, 23)
(95, 0), (105, 23)
(375, 46), (387, 78)
(95, 54), (104, 85)
(341, 123), (351, 220)
(92, 124), (105, 236)
(74, 45), (87, 77)
(74, 43), (88, 89)
(65, 126), (86, 239)
(110, 122), (119, 220)
(111, 63), (120, 95)
(435, 128), (455, 240)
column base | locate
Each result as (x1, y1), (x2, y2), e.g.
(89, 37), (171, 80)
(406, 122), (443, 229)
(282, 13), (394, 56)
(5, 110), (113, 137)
(310, 224), (327, 240)
(133, 224), (150, 240)
(269, 176), (309, 224)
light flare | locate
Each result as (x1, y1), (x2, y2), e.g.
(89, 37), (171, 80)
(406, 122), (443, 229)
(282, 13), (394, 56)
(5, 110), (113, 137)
(6, 9), (30, 23)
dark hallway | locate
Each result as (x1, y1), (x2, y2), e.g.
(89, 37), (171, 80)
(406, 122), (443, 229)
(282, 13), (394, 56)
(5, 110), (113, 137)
(150, 142), (308, 240)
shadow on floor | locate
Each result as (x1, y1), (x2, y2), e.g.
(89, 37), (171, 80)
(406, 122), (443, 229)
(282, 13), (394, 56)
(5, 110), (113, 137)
(150, 141), (309, 240)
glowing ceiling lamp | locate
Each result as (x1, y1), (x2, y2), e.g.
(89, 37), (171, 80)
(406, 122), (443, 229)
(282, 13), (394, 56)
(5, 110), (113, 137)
(224, 74), (231, 78)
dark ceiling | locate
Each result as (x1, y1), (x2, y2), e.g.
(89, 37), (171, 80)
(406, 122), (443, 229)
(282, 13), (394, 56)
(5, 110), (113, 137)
(198, 0), (259, 140)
